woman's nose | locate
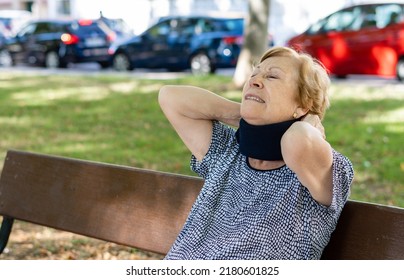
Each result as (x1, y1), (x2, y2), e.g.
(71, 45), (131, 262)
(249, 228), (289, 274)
(249, 75), (263, 88)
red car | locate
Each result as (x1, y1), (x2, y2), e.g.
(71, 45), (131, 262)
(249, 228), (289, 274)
(287, 3), (404, 81)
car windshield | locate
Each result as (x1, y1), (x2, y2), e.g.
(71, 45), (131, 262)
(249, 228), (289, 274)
(306, 3), (404, 35)
(69, 21), (108, 36)
(0, 18), (11, 27)
(100, 18), (132, 35)
(214, 18), (243, 32)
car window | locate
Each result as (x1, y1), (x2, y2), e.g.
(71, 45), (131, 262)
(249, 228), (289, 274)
(34, 22), (52, 34)
(324, 8), (362, 32)
(54, 23), (69, 33)
(376, 4), (404, 28)
(358, 6), (378, 29)
(170, 19), (195, 36)
(224, 19), (243, 32)
(307, 7), (369, 34)
(16, 22), (36, 37)
(148, 20), (171, 38)
(69, 21), (106, 36)
(213, 18), (243, 32)
(195, 19), (214, 34)
(0, 18), (11, 29)
(99, 18), (132, 35)
(306, 18), (327, 34)
(0, 11), (32, 34)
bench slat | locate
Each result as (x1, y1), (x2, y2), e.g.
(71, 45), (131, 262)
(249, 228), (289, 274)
(0, 150), (203, 255)
(322, 200), (404, 259)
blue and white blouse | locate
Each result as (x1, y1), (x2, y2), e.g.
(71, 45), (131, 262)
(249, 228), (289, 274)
(165, 121), (354, 260)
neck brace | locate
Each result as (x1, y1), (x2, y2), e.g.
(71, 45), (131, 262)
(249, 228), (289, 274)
(235, 118), (299, 161)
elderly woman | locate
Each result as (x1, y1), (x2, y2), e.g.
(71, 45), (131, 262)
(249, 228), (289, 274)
(158, 46), (354, 260)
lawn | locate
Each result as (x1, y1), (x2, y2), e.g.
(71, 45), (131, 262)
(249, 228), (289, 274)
(0, 71), (403, 259)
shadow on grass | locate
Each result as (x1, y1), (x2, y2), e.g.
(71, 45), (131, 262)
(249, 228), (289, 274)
(325, 98), (403, 206)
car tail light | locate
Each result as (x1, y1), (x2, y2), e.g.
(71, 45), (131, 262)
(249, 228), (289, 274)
(61, 33), (79, 45)
(78, 19), (93, 26)
(223, 36), (243, 45)
(106, 32), (116, 42)
(107, 48), (115, 55)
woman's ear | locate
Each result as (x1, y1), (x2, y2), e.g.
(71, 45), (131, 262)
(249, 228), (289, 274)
(294, 107), (310, 119)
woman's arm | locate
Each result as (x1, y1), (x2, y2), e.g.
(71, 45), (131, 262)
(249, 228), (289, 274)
(158, 85), (241, 161)
(281, 114), (333, 206)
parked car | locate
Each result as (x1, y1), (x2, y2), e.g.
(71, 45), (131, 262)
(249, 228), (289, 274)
(108, 16), (246, 74)
(0, 18), (116, 68)
(97, 16), (134, 42)
(0, 22), (9, 48)
(286, 3), (404, 81)
(0, 10), (32, 35)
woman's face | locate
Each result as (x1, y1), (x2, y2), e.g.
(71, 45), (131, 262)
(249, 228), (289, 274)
(241, 55), (301, 125)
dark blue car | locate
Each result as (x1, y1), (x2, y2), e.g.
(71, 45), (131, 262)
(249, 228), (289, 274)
(108, 16), (245, 74)
(0, 19), (115, 68)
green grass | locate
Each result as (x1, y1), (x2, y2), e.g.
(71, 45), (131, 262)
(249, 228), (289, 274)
(0, 72), (403, 207)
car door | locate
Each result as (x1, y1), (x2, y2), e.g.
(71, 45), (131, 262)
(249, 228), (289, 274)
(127, 19), (171, 68)
(161, 18), (195, 69)
(349, 4), (404, 76)
(344, 5), (380, 75)
(25, 21), (59, 65)
(134, 18), (194, 69)
(7, 22), (36, 64)
(327, 6), (367, 75)
(295, 7), (361, 76)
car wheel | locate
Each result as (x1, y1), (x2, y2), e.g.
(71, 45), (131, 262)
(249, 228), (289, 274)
(0, 49), (13, 67)
(190, 53), (214, 75)
(45, 51), (65, 68)
(396, 58), (404, 81)
(113, 53), (133, 71)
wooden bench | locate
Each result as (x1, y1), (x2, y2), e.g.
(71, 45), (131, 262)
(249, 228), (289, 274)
(1, 149), (403, 259)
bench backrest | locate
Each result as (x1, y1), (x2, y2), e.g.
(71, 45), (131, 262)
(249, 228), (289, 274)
(0, 150), (202, 255)
(1, 150), (404, 259)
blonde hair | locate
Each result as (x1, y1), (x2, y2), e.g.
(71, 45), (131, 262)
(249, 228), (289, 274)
(259, 46), (330, 119)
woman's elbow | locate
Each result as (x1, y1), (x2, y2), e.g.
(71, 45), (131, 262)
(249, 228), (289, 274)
(158, 85), (177, 111)
(158, 85), (170, 103)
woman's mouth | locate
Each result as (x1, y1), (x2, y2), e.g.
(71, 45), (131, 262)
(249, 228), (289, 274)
(245, 94), (265, 103)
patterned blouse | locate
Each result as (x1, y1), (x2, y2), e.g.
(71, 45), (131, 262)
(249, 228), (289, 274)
(164, 121), (354, 260)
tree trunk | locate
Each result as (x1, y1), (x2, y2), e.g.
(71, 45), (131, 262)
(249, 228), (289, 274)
(233, 0), (270, 88)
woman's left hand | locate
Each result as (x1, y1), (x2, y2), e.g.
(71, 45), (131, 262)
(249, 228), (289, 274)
(301, 114), (326, 139)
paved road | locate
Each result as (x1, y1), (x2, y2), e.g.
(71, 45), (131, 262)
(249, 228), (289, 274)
(1, 63), (404, 88)
(0, 63), (234, 79)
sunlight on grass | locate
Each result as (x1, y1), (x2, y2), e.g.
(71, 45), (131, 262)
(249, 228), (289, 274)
(385, 124), (404, 133)
(46, 142), (111, 154)
(330, 84), (404, 100)
(364, 106), (404, 124)
(109, 81), (139, 93)
(0, 116), (39, 126)
(138, 83), (166, 94)
(12, 87), (111, 105)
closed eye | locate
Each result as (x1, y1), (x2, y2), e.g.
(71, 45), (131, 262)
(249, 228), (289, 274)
(264, 74), (278, 79)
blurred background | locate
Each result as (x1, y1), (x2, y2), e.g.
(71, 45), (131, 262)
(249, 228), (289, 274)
(1, 0), (401, 46)
(3, 0), (404, 78)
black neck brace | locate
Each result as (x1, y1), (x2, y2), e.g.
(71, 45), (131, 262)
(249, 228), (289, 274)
(235, 118), (299, 161)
